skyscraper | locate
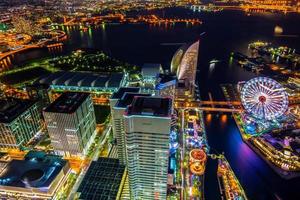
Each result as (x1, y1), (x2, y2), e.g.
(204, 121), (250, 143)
(112, 92), (151, 165)
(110, 87), (140, 141)
(43, 92), (96, 157)
(124, 96), (172, 200)
(0, 98), (42, 150)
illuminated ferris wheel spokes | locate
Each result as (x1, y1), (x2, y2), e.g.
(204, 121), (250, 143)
(241, 77), (288, 120)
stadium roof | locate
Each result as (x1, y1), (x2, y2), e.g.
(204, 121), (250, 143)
(36, 71), (124, 89)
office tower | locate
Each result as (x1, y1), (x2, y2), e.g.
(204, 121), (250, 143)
(112, 91), (151, 165)
(110, 87), (140, 140)
(110, 87), (141, 162)
(124, 96), (172, 200)
(0, 98), (42, 150)
(43, 92), (96, 157)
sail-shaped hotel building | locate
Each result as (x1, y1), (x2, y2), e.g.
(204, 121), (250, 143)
(171, 40), (200, 100)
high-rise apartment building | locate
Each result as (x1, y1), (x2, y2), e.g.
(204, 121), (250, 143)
(0, 98), (42, 150)
(43, 92), (96, 157)
(124, 96), (172, 200)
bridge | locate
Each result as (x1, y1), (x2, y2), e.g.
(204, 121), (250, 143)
(175, 100), (242, 113)
(175, 97), (299, 113)
(0, 44), (40, 60)
(199, 101), (241, 106)
(4, 86), (299, 113)
(190, 4), (297, 13)
(63, 17), (76, 25)
(0, 30), (67, 71)
(61, 14), (202, 27)
(192, 107), (241, 113)
(240, 5), (292, 13)
(191, 5), (243, 12)
(81, 94), (241, 112)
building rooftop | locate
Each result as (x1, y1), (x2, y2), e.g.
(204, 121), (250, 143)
(115, 92), (151, 108)
(111, 87), (140, 99)
(0, 151), (67, 189)
(156, 73), (177, 84)
(126, 96), (172, 117)
(44, 92), (89, 114)
(142, 63), (162, 78)
(36, 71), (124, 89)
(155, 73), (177, 90)
(0, 98), (35, 124)
(77, 158), (125, 200)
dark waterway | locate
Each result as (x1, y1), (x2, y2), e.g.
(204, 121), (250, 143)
(205, 115), (300, 200)
(16, 8), (300, 200)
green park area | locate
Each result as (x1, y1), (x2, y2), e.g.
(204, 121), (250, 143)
(50, 50), (139, 73)
(0, 50), (140, 86)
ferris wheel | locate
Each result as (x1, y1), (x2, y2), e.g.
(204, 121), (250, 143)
(241, 77), (288, 120)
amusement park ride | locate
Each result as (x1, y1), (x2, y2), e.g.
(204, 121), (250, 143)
(189, 149), (206, 176)
(238, 77), (293, 136)
(241, 77), (289, 121)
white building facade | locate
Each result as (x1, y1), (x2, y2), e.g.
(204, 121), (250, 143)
(124, 96), (172, 200)
(43, 92), (96, 157)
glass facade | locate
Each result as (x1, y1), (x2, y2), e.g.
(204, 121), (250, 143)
(43, 94), (96, 157)
(0, 103), (42, 149)
(125, 115), (171, 200)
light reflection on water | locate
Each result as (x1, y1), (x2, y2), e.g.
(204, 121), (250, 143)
(220, 114), (228, 125)
(204, 114), (300, 200)
(205, 114), (272, 198)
